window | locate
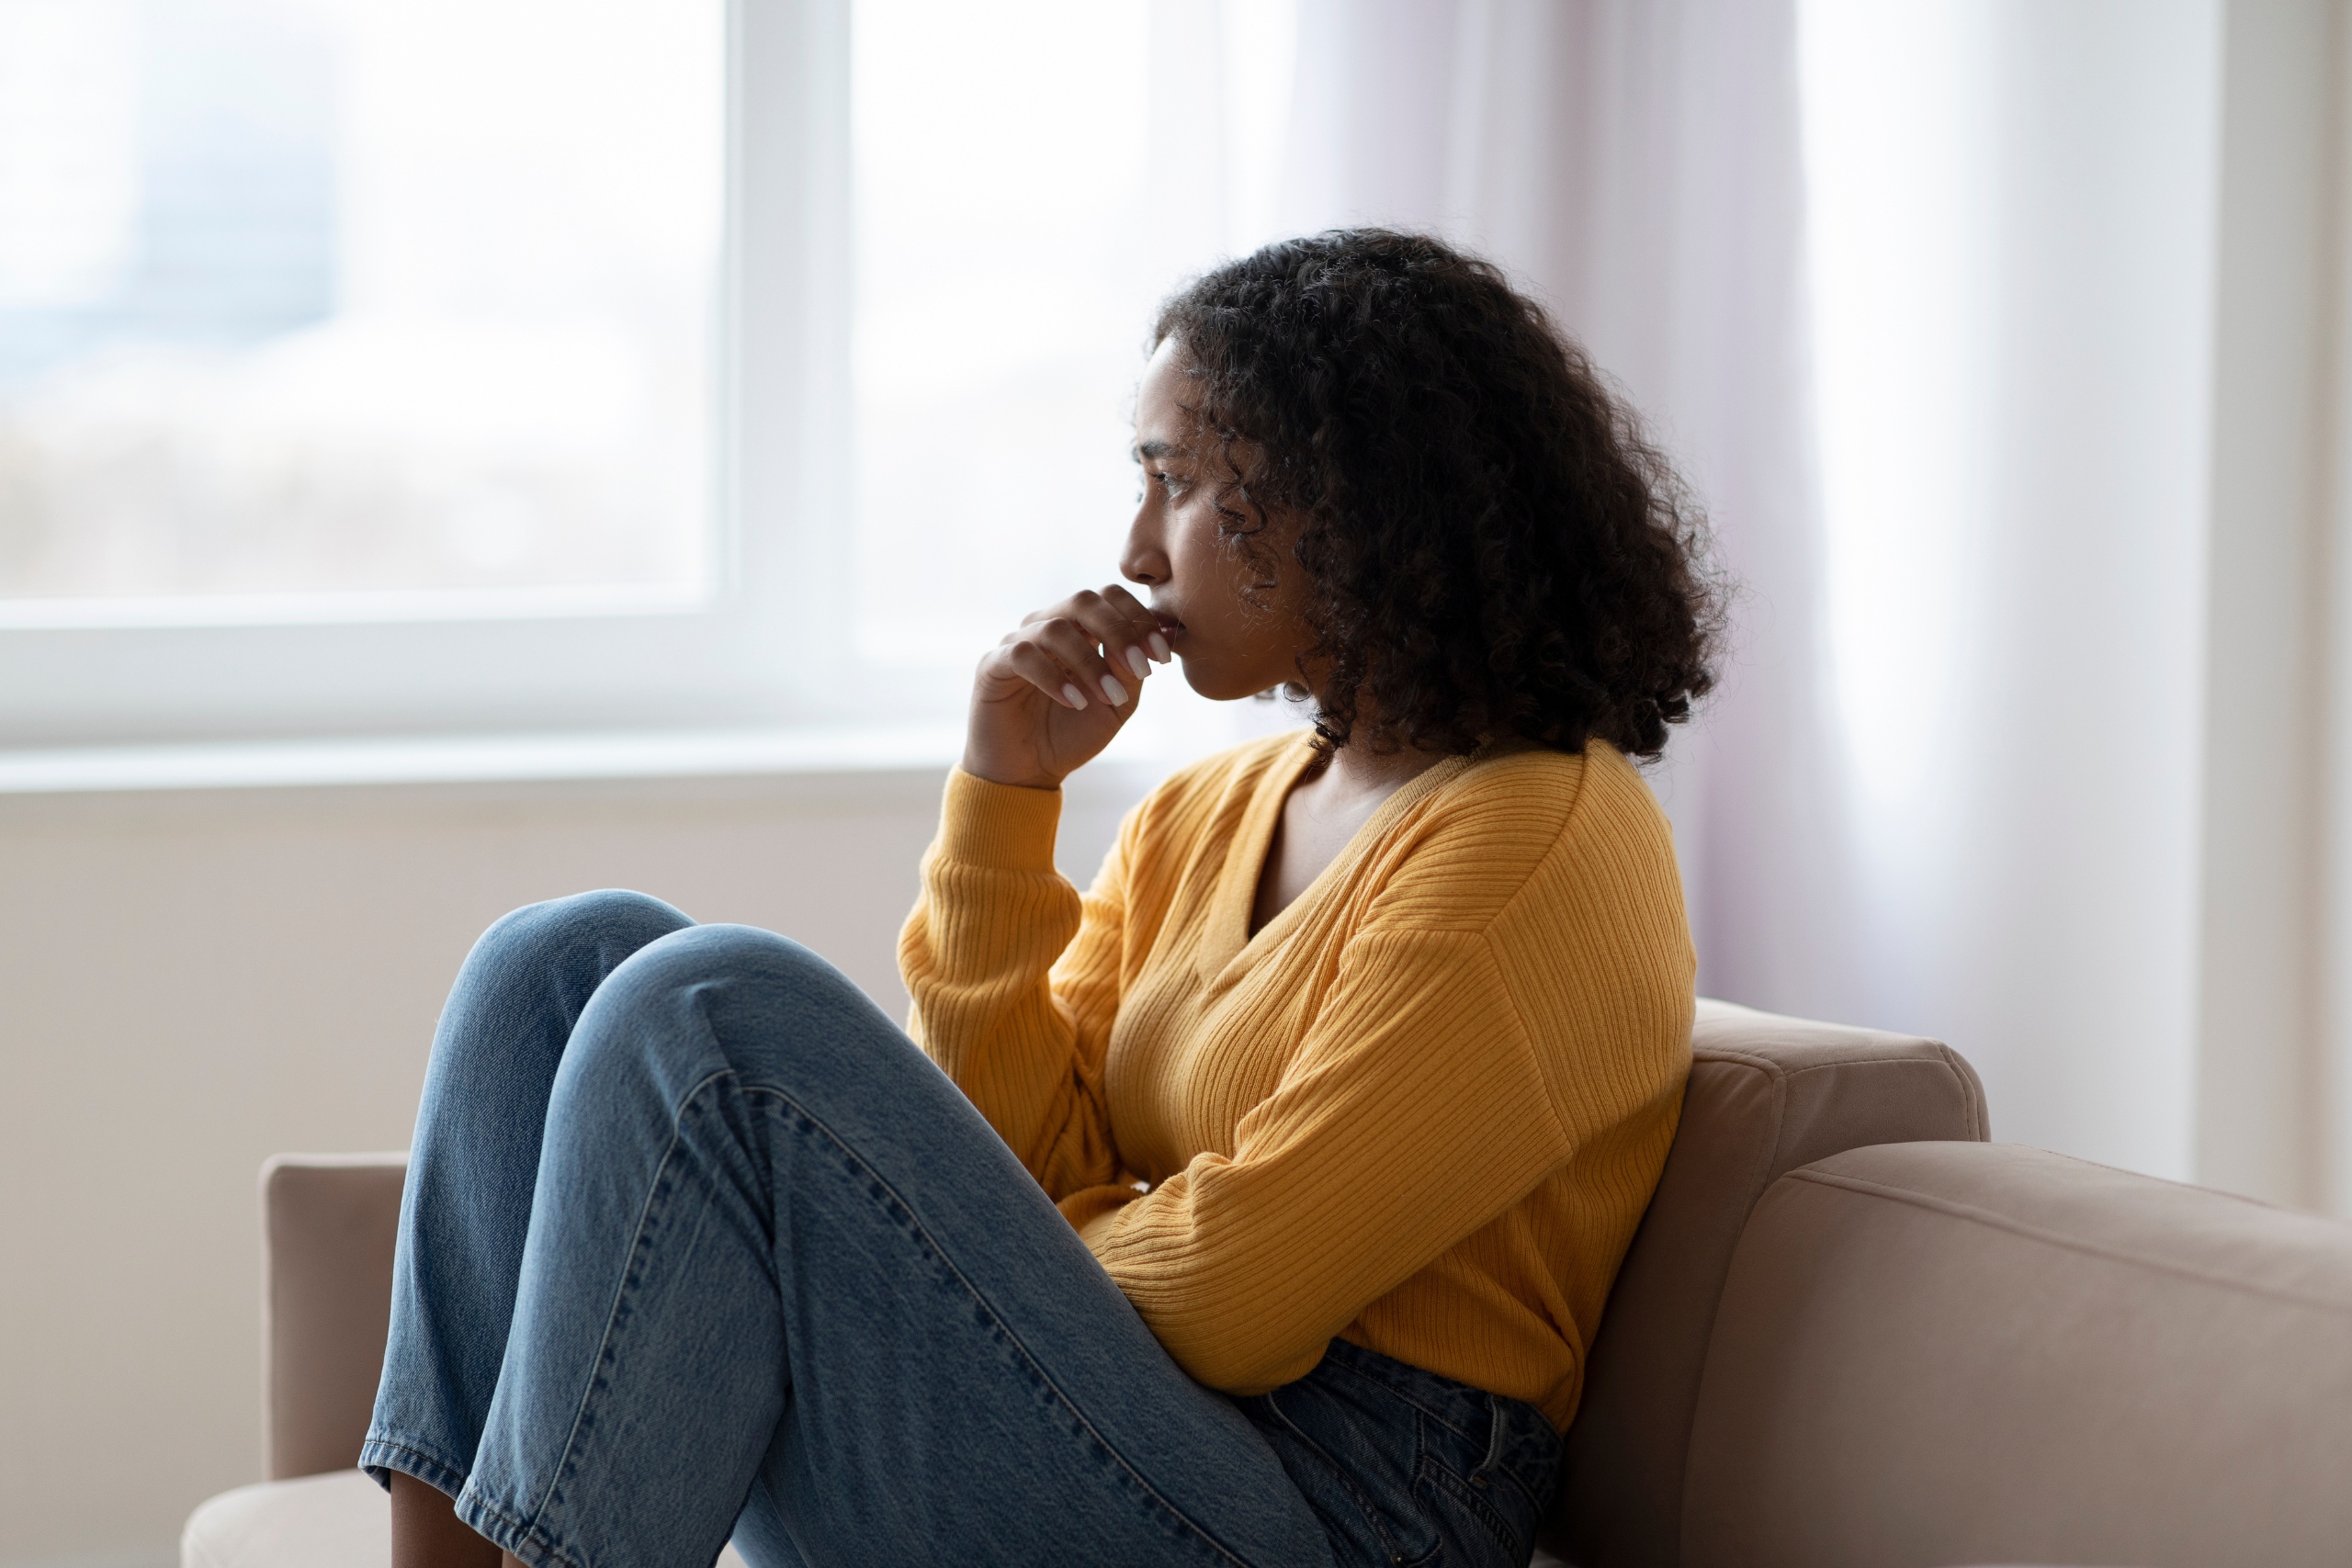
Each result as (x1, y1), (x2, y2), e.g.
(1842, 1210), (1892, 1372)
(848, 0), (1293, 668)
(0, 0), (1301, 750)
(0, 0), (719, 606)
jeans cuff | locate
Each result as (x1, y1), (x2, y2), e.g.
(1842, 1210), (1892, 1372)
(455, 1483), (576, 1568)
(358, 1435), (472, 1500)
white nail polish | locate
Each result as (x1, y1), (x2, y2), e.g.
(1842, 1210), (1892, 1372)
(1125, 646), (1150, 680)
(1062, 682), (1088, 710)
(1148, 632), (1171, 662)
(1100, 674), (1128, 705)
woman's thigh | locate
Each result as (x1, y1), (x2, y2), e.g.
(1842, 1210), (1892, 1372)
(467, 923), (1332, 1568)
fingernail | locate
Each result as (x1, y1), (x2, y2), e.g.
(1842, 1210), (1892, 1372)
(1125, 646), (1150, 680)
(1062, 682), (1089, 710)
(1148, 632), (1171, 662)
(1100, 674), (1128, 705)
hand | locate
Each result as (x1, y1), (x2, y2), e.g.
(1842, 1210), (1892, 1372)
(963, 585), (1174, 789)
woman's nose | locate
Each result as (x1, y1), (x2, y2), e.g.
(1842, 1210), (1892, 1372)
(1120, 507), (1168, 585)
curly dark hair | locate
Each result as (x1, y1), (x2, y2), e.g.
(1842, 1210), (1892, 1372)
(1151, 229), (1722, 760)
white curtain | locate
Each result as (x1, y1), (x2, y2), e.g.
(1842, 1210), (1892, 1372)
(1270, 0), (1876, 1123)
(1263, 0), (2351, 1208)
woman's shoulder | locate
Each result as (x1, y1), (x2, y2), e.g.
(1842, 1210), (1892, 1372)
(1378, 739), (1680, 929)
(1416, 736), (1662, 837)
(1381, 744), (1692, 1057)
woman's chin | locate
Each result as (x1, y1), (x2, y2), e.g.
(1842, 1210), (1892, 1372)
(1177, 659), (1255, 703)
(1175, 649), (1303, 705)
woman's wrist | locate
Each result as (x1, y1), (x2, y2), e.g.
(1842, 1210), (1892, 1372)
(935, 764), (1066, 874)
(958, 746), (1065, 792)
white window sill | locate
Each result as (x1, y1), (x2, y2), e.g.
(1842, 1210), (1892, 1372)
(0, 724), (972, 797)
(0, 723), (1181, 820)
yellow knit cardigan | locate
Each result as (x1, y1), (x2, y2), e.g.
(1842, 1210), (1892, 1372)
(899, 732), (1693, 1430)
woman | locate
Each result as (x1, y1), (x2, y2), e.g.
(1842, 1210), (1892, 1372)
(367, 230), (1716, 1568)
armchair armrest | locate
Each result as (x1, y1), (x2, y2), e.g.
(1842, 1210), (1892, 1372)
(260, 1153), (408, 1481)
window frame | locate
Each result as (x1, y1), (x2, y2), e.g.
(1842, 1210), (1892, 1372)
(0, 0), (897, 749)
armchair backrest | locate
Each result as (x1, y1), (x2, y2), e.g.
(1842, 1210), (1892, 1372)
(261, 1152), (409, 1480)
(1548, 999), (1988, 1566)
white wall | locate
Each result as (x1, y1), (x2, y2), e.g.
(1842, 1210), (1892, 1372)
(0, 760), (1141, 1568)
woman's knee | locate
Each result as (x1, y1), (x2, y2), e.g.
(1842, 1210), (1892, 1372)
(595, 923), (857, 1018)
(418, 894), (694, 1154)
(471, 889), (694, 980)
(580, 924), (901, 1089)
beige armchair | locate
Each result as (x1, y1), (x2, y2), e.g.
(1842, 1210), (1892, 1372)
(184, 1001), (2352, 1567)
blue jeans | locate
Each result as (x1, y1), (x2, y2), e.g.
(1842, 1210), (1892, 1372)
(364, 891), (1562, 1568)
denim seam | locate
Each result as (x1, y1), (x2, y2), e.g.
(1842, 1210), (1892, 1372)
(1320, 1351), (1480, 1445)
(1259, 1384), (1428, 1568)
(358, 1435), (470, 1498)
(458, 1481), (578, 1568)
(1483, 1415), (1551, 1517)
(1497, 1440), (1556, 1517)
(737, 1078), (1263, 1568)
(510, 1067), (723, 1560)
(1417, 1454), (1520, 1552)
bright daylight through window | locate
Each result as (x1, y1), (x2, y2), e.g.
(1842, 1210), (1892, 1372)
(0, 0), (722, 615)
(850, 0), (1295, 682)
(0, 0), (1303, 750)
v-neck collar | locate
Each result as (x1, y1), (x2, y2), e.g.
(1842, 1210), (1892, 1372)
(1201, 732), (1487, 978)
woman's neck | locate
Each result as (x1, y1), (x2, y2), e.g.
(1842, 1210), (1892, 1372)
(1306, 686), (1458, 800)
(1316, 736), (1451, 801)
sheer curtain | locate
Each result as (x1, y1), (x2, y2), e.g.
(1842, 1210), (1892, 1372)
(1262, 0), (2352, 1206)
(1269, 0), (1853, 1020)
(1270, 0), (1873, 1133)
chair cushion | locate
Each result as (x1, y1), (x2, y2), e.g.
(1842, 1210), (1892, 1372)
(183, 1471), (751, 1568)
(1551, 999), (1987, 1565)
(1681, 1141), (2352, 1568)
(184, 1472), (389, 1568)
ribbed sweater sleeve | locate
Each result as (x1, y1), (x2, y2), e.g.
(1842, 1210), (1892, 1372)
(897, 769), (1129, 1199)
